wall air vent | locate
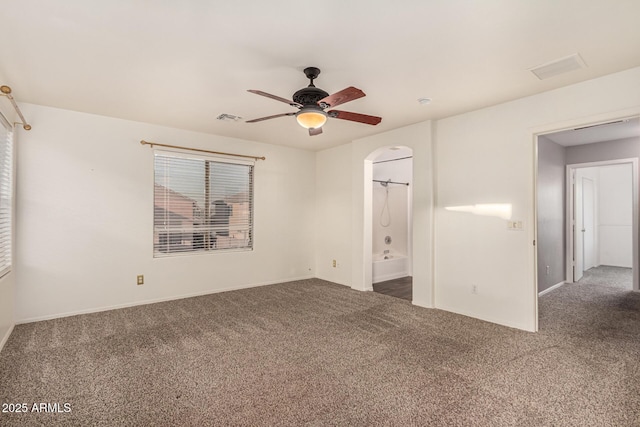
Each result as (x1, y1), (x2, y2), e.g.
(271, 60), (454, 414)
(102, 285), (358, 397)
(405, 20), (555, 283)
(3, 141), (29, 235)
(529, 53), (587, 80)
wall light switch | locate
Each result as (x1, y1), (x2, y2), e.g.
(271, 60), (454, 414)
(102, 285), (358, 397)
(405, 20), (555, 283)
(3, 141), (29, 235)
(137, 275), (144, 285)
(507, 220), (523, 231)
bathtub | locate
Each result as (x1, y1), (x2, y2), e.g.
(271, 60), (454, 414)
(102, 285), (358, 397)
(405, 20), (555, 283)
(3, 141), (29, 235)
(372, 252), (409, 283)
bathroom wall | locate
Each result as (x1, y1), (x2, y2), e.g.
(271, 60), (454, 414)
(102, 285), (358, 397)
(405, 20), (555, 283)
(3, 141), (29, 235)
(372, 153), (412, 257)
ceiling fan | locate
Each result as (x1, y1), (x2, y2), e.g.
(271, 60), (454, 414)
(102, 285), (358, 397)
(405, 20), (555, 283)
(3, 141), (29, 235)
(246, 67), (382, 136)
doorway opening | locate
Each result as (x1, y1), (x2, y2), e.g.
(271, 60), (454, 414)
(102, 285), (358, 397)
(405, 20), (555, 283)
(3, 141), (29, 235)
(365, 146), (413, 301)
(535, 116), (640, 302)
(567, 160), (637, 290)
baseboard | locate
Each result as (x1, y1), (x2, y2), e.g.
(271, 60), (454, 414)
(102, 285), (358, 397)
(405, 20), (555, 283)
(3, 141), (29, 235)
(435, 303), (536, 332)
(16, 275), (315, 325)
(538, 281), (566, 297)
(0, 323), (14, 353)
(373, 271), (409, 284)
(412, 298), (434, 309)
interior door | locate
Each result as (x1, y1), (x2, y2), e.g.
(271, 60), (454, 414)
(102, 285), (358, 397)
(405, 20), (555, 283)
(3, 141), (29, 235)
(582, 177), (596, 271)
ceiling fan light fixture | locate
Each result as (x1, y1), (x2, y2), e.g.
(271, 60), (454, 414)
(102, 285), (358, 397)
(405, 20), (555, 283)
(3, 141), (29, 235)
(296, 109), (327, 129)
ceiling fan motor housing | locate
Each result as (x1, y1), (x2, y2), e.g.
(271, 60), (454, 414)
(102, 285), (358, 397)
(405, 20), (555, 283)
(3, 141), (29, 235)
(292, 67), (329, 108)
(292, 86), (329, 107)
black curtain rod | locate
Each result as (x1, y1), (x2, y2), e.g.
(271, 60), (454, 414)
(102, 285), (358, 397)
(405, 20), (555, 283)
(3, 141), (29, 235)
(373, 179), (410, 186)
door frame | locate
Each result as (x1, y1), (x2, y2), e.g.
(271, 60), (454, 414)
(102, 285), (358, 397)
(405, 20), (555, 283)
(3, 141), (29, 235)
(581, 176), (596, 271)
(533, 109), (640, 331)
(573, 173), (595, 280)
(566, 158), (639, 290)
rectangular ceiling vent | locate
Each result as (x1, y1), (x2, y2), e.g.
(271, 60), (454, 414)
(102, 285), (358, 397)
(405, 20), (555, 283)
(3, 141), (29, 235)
(529, 53), (587, 80)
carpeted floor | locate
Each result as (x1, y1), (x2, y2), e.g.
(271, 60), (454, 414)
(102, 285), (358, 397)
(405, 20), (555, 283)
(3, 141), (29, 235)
(579, 265), (633, 290)
(1, 277), (639, 426)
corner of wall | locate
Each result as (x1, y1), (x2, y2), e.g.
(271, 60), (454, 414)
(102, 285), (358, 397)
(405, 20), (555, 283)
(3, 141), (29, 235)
(0, 322), (14, 353)
(0, 273), (16, 353)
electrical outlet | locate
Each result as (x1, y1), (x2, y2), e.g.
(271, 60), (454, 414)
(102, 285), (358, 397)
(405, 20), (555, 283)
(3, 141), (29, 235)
(137, 275), (144, 285)
(471, 284), (478, 294)
(332, 259), (337, 268)
(546, 265), (550, 275)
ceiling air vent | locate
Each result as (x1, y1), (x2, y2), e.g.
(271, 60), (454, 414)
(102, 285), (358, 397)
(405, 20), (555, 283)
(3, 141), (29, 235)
(529, 53), (586, 80)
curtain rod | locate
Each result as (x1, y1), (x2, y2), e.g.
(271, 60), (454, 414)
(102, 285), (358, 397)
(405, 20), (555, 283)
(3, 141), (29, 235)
(373, 179), (410, 186)
(140, 140), (265, 161)
(373, 156), (413, 164)
(0, 86), (31, 130)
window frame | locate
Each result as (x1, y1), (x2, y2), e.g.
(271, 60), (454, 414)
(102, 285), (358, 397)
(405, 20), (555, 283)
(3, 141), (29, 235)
(152, 149), (255, 258)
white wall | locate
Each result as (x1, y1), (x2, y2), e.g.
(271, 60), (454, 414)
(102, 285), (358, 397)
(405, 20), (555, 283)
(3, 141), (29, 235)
(315, 121), (434, 305)
(598, 164), (632, 267)
(356, 123), (433, 306)
(0, 94), (16, 351)
(315, 143), (353, 286)
(435, 66), (640, 331)
(372, 157), (412, 256)
(14, 104), (316, 322)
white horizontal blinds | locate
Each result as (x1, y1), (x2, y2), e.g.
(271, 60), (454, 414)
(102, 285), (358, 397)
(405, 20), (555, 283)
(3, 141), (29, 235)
(208, 161), (253, 250)
(0, 117), (12, 277)
(154, 151), (254, 256)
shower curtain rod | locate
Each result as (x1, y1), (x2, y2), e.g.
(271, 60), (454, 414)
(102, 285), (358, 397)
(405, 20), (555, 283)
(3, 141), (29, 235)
(0, 86), (31, 130)
(373, 179), (409, 186)
(140, 140), (266, 161)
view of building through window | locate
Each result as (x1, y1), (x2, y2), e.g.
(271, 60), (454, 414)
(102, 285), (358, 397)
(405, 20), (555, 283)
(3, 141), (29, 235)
(153, 153), (253, 256)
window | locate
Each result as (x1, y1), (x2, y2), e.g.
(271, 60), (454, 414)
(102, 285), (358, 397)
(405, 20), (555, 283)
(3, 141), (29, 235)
(153, 151), (254, 256)
(0, 113), (13, 277)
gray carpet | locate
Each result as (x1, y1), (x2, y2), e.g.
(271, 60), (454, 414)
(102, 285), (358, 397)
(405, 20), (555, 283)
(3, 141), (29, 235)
(579, 265), (633, 290)
(1, 278), (639, 426)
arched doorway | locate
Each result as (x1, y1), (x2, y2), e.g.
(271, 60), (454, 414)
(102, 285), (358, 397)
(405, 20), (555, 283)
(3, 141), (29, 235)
(364, 146), (413, 300)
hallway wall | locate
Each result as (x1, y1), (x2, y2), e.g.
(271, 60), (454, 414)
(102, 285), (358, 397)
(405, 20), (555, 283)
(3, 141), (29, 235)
(536, 136), (566, 293)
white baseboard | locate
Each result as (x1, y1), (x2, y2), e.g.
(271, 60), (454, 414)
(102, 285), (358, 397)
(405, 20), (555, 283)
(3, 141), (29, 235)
(435, 302), (535, 332)
(412, 298), (434, 309)
(373, 271), (409, 284)
(0, 323), (14, 353)
(538, 281), (566, 297)
(16, 275), (314, 325)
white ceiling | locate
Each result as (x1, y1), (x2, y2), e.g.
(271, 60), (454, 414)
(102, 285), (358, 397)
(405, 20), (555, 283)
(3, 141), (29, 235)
(544, 117), (640, 147)
(2, 1), (640, 151)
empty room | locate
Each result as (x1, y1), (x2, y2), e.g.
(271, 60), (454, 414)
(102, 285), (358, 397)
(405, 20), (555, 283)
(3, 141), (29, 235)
(1, 1), (640, 425)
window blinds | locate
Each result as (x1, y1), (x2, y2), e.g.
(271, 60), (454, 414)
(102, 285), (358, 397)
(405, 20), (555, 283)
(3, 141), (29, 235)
(0, 114), (13, 277)
(153, 151), (254, 256)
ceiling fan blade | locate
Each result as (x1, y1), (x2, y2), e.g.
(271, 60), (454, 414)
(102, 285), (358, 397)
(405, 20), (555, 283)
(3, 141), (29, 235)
(318, 86), (365, 108)
(328, 110), (382, 125)
(245, 112), (296, 123)
(247, 90), (302, 108)
(309, 127), (323, 136)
